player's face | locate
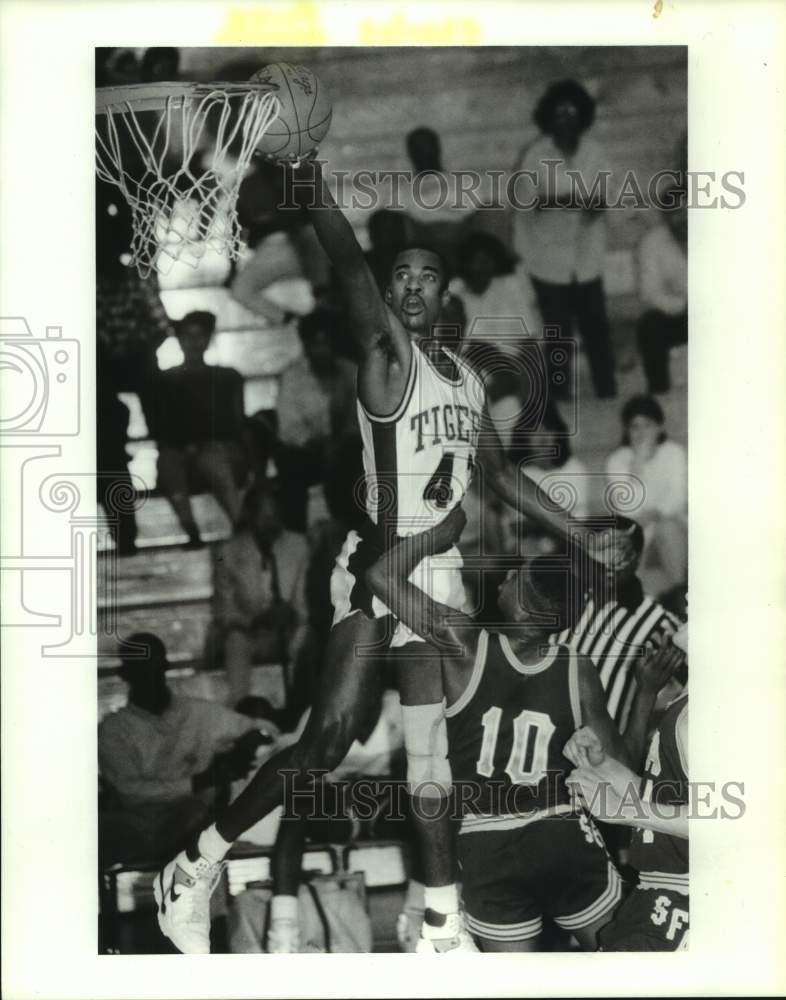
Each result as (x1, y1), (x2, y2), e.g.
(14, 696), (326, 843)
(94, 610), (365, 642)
(386, 250), (446, 335)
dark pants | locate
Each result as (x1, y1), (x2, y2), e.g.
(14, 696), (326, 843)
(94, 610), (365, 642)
(531, 277), (617, 398)
(97, 467), (138, 556)
(636, 309), (688, 394)
(275, 441), (325, 533)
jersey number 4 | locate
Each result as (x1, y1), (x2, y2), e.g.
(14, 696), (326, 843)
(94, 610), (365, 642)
(477, 707), (556, 786)
(423, 452), (474, 509)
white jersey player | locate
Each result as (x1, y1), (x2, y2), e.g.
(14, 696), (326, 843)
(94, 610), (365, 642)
(156, 157), (637, 956)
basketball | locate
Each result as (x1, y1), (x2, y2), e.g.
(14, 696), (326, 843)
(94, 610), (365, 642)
(249, 62), (332, 161)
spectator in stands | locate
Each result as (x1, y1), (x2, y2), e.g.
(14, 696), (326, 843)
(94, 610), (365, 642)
(96, 47), (139, 88)
(636, 186), (687, 394)
(212, 482), (310, 707)
(606, 395), (688, 592)
(513, 80), (616, 398)
(365, 210), (413, 292)
(450, 232), (541, 360)
(97, 371), (138, 556)
(140, 47), (180, 83)
(151, 310), (249, 547)
(98, 633), (268, 865)
(275, 309), (359, 534)
(399, 126), (481, 274)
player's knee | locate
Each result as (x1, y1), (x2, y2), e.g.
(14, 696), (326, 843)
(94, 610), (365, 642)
(402, 702), (452, 798)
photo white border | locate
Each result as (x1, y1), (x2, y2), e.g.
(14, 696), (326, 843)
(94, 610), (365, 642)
(1, 1), (785, 997)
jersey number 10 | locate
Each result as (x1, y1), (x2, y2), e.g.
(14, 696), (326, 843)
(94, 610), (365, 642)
(477, 707), (556, 786)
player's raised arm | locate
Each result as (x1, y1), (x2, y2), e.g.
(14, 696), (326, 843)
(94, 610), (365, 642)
(475, 401), (637, 572)
(364, 506), (476, 661)
(288, 159), (391, 360)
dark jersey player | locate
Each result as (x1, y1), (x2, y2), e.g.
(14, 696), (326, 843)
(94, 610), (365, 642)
(366, 505), (632, 950)
(155, 157), (637, 954)
(566, 620), (689, 950)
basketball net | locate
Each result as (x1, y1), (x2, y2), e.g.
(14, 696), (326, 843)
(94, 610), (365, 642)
(95, 83), (280, 278)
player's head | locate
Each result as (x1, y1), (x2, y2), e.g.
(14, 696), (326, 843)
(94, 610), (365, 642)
(385, 247), (450, 335)
(118, 632), (171, 713)
(497, 557), (578, 634)
(175, 310), (216, 365)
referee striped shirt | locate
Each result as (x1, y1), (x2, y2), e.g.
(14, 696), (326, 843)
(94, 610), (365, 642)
(552, 589), (680, 731)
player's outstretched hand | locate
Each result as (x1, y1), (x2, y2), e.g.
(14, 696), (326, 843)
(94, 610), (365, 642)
(428, 504), (467, 554)
(635, 635), (685, 694)
(563, 725), (606, 768)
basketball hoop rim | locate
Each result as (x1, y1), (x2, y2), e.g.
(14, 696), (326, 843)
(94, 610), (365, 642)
(95, 80), (279, 114)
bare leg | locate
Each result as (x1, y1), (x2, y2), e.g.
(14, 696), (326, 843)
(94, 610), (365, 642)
(156, 447), (201, 541)
(569, 913), (614, 952)
(215, 612), (388, 843)
(194, 442), (243, 527)
(396, 646), (456, 889)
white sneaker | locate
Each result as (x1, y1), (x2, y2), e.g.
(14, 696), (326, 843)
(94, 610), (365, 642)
(267, 917), (301, 954)
(154, 850), (223, 954)
(415, 909), (478, 953)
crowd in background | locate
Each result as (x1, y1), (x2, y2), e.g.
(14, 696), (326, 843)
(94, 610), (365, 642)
(96, 48), (688, 953)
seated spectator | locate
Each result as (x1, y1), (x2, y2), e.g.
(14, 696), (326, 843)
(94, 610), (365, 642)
(450, 232), (541, 358)
(231, 224), (315, 325)
(275, 309), (359, 533)
(365, 209), (413, 292)
(606, 396), (688, 592)
(636, 186), (687, 394)
(211, 482), (310, 707)
(98, 633), (268, 866)
(151, 310), (249, 546)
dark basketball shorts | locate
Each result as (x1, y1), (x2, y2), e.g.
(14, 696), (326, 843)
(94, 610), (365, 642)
(599, 883), (689, 951)
(330, 528), (467, 648)
(458, 808), (624, 943)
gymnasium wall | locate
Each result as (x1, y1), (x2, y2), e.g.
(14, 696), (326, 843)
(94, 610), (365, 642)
(179, 45), (687, 270)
